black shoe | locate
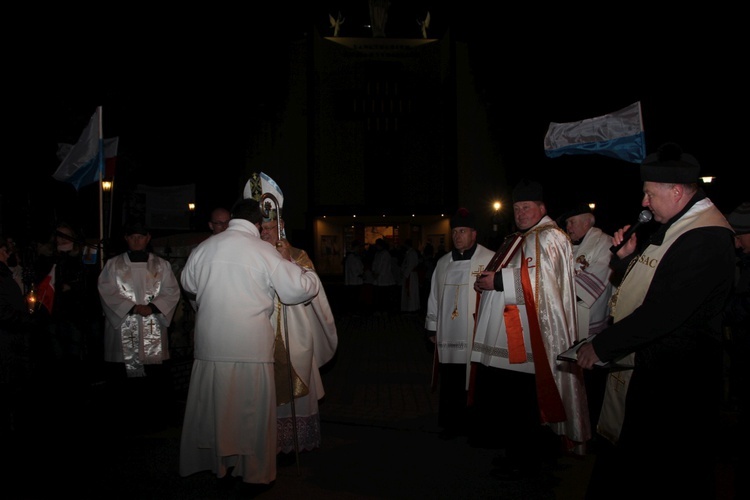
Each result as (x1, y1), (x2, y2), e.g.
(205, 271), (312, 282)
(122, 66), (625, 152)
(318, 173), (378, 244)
(276, 451), (296, 467)
(218, 469), (238, 490)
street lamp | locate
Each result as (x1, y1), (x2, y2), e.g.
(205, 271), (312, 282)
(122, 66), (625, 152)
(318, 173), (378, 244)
(492, 201), (502, 232)
(102, 180), (114, 242)
(188, 203), (196, 230)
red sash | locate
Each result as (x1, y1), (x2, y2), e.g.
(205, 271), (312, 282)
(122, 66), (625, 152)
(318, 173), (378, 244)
(503, 305), (526, 363)
(520, 254), (566, 423)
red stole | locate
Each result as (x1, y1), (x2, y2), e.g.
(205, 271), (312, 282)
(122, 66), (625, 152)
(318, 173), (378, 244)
(520, 253), (566, 423)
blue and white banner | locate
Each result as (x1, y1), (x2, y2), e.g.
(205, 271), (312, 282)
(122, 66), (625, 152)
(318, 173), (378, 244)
(52, 107), (104, 190)
(57, 136), (118, 178)
(544, 101), (646, 164)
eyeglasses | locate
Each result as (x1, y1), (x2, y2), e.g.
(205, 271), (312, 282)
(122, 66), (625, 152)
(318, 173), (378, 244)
(261, 224), (278, 232)
(211, 220), (229, 226)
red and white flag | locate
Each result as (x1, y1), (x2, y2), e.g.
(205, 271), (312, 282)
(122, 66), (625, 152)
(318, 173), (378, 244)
(37, 265), (56, 313)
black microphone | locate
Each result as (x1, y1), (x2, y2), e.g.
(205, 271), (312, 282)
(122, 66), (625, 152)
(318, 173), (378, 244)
(609, 210), (653, 254)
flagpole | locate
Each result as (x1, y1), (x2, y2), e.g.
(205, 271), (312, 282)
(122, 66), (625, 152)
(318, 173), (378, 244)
(108, 175), (115, 240)
(97, 106), (104, 271)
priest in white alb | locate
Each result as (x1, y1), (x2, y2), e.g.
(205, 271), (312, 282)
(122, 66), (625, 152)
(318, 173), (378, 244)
(424, 208), (494, 440)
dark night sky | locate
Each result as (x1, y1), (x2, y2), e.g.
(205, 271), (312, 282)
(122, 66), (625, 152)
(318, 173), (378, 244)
(6, 3), (744, 242)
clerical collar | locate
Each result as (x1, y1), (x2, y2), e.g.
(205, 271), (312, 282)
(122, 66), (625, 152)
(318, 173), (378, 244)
(128, 250), (149, 262)
(452, 243), (477, 261)
(649, 190), (706, 246)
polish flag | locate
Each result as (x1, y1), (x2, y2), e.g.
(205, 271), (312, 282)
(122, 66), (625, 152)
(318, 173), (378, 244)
(37, 265), (56, 313)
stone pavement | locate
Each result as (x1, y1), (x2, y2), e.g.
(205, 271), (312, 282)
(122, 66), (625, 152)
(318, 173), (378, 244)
(3, 296), (739, 499)
(101, 312), (595, 499)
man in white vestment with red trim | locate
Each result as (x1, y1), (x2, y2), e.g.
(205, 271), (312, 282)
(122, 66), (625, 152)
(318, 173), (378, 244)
(471, 179), (590, 480)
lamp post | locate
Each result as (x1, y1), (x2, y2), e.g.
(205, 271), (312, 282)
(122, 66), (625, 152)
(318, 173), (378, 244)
(491, 201), (503, 248)
(492, 201), (502, 232)
(101, 179), (114, 260)
(188, 202), (196, 230)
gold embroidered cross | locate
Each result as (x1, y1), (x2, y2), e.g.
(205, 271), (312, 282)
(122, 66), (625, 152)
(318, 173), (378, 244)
(610, 371), (628, 391)
(452, 265), (486, 320)
(451, 287), (461, 319)
(471, 265), (485, 278)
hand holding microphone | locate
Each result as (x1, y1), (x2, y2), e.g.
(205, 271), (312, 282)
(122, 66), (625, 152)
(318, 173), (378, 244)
(610, 210), (653, 254)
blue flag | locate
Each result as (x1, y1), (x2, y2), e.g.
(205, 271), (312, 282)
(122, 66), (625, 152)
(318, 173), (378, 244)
(53, 107), (104, 190)
(544, 101), (646, 164)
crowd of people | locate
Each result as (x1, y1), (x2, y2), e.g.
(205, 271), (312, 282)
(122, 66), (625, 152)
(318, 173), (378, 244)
(0, 193), (340, 495)
(342, 236), (442, 317)
(1, 141), (747, 497)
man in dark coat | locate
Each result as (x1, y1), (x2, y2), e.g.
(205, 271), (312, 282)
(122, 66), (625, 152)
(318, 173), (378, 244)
(577, 143), (736, 499)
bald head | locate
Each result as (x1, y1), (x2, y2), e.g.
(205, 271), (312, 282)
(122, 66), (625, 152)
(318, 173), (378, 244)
(209, 207), (231, 234)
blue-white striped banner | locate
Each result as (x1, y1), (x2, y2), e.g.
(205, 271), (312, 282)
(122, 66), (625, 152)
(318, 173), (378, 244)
(544, 101), (646, 164)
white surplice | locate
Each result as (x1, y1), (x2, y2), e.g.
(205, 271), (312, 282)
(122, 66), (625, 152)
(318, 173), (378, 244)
(425, 244), (494, 387)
